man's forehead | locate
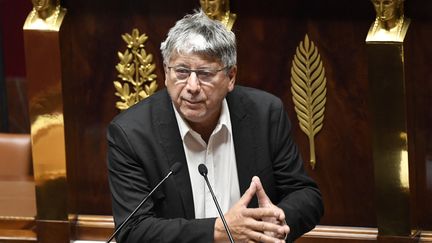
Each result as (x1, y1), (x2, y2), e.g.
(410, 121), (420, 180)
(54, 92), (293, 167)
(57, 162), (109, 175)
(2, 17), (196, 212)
(170, 52), (220, 64)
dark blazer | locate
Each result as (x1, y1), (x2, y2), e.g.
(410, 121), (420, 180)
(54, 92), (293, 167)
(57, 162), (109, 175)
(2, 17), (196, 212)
(107, 85), (323, 243)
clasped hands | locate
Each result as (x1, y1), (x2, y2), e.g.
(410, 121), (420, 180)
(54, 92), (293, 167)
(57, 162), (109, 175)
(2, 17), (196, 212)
(214, 176), (289, 243)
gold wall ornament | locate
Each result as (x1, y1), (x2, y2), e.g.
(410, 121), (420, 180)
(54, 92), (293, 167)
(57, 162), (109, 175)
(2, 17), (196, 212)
(366, 0), (410, 42)
(200, 0), (237, 31)
(23, 0), (66, 31)
(290, 34), (327, 169)
(113, 28), (158, 110)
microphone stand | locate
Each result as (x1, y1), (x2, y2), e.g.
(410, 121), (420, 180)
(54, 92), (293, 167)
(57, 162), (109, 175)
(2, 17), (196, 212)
(199, 164), (235, 243)
(106, 162), (181, 243)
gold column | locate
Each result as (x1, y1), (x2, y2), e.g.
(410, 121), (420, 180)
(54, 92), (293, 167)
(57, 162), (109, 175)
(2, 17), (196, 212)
(367, 42), (411, 234)
(366, 0), (417, 241)
(23, 1), (69, 242)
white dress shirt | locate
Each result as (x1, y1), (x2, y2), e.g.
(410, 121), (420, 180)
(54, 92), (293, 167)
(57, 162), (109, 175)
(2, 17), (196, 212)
(173, 99), (240, 219)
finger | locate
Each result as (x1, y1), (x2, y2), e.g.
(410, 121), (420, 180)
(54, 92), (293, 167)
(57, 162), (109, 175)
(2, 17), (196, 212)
(275, 221), (290, 239)
(243, 207), (281, 220)
(276, 208), (287, 222)
(278, 219), (290, 240)
(248, 230), (286, 243)
(251, 220), (289, 236)
(252, 176), (272, 207)
(272, 207), (286, 222)
(238, 179), (257, 206)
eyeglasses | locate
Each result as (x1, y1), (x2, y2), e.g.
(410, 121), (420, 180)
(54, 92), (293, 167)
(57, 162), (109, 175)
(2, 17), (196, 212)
(167, 66), (227, 83)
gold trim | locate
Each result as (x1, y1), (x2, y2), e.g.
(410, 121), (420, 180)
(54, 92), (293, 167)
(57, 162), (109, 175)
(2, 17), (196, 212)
(290, 34), (327, 169)
(303, 225), (377, 240)
(421, 231), (432, 242)
(71, 214), (114, 228)
(0, 235), (37, 241)
(0, 216), (35, 221)
(113, 29), (158, 110)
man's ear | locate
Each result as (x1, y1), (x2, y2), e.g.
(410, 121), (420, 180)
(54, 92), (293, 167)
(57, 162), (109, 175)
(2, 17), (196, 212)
(227, 65), (237, 91)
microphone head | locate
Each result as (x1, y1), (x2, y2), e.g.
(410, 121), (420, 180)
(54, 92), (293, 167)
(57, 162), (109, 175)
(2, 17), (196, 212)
(198, 164), (208, 176)
(170, 162), (182, 175)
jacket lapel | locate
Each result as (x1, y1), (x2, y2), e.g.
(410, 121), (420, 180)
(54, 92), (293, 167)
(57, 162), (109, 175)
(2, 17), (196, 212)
(152, 90), (195, 219)
(227, 88), (259, 205)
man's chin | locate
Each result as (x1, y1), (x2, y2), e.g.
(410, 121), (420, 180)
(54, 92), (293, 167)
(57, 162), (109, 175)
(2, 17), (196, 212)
(180, 109), (205, 122)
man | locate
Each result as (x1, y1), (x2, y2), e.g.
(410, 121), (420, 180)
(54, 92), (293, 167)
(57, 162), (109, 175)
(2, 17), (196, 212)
(107, 10), (323, 243)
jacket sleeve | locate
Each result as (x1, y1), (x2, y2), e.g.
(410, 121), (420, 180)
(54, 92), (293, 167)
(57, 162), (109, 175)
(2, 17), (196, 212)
(107, 121), (216, 243)
(269, 99), (324, 242)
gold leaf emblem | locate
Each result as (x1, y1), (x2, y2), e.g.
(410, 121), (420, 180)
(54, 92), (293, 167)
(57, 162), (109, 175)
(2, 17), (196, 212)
(113, 28), (158, 110)
(290, 34), (327, 169)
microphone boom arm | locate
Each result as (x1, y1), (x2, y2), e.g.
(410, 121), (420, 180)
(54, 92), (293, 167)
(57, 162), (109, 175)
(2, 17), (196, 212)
(199, 164), (235, 243)
(106, 170), (174, 243)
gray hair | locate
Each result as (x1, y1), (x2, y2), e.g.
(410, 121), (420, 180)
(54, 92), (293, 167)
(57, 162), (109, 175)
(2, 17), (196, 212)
(160, 10), (237, 68)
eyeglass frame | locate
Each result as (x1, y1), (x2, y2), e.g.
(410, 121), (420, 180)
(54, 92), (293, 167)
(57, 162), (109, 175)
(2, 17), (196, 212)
(166, 65), (229, 83)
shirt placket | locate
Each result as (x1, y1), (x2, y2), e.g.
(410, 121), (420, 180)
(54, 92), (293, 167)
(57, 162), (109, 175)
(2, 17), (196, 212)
(204, 136), (218, 217)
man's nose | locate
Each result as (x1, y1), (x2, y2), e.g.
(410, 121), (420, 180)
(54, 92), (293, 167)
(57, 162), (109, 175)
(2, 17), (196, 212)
(186, 72), (201, 93)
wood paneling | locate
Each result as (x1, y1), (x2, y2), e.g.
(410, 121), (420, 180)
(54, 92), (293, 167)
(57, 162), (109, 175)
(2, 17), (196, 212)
(0, 0), (32, 134)
(404, 15), (432, 231)
(1, 0), (431, 242)
(4, 0), (429, 241)
(60, 0), (196, 216)
(60, 0), (379, 227)
(35, 220), (69, 243)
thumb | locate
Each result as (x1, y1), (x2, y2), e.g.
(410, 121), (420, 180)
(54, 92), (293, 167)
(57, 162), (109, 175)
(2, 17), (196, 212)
(252, 176), (272, 207)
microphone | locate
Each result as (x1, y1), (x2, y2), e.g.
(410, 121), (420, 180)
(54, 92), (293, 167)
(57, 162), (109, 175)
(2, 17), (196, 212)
(106, 162), (182, 243)
(198, 163), (235, 243)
